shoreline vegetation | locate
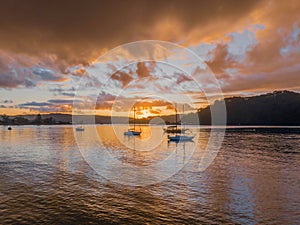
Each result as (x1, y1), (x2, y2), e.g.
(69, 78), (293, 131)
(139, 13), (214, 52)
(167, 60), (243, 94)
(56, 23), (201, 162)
(1, 90), (300, 126)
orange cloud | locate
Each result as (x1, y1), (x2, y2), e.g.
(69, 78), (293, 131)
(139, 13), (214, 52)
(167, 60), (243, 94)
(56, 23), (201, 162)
(1, 0), (300, 114)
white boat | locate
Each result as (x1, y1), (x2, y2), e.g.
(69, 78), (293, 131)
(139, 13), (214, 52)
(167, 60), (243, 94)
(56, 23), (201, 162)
(76, 126), (84, 131)
(75, 121), (84, 131)
(124, 107), (141, 136)
(167, 134), (194, 142)
(7, 120), (12, 130)
(124, 129), (141, 136)
(164, 125), (186, 134)
(167, 105), (194, 142)
(163, 103), (185, 133)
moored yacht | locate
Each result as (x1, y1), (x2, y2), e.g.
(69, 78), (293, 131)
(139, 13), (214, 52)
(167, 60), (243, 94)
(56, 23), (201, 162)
(124, 107), (141, 136)
(163, 103), (186, 134)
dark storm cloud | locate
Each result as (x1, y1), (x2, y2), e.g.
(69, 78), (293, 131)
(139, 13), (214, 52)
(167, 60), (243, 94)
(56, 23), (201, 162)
(18, 98), (84, 112)
(48, 86), (75, 97)
(32, 67), (67, 82)
(1, 0), (299, 97)
(0, 70), (35, 88)
(136, 62), (152, 78)
(49, 87), (76, 93)
(175, 72), (193, 84)
(205, 43), (235, 76)
(48, 99), (76, 105)
(0, 50), (71, 88)
(20, 99), (82, 108)
(0, 0), (259, 65)
(1, 100), (13, 104)
(111, 70), (134, 88)
(61, 92), (75, 97)
(19, 101), (52, 107)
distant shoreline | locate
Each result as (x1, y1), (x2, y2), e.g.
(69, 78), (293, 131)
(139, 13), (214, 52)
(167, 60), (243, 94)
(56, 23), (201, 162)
(1, 90), (300, 126)
(2, 124), (300, 128)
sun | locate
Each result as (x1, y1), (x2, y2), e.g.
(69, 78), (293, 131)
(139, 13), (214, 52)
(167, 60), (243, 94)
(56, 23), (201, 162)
(138, 109), (151, 119)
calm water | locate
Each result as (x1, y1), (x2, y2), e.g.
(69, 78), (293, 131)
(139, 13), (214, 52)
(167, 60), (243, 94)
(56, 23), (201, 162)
(0, 125), (300, 224)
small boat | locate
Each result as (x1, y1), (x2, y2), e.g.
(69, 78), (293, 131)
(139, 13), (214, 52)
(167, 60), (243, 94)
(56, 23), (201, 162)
(168, 105), (194, 142)
(164, 125), (186, 134)
(124, 107), (141, 136)
(76, 126), (84, 132)
(163, 103), (185, 133)
(124, 129), (141, 136)
(75, 121), (84, 131)
(167, 134), (194, 142)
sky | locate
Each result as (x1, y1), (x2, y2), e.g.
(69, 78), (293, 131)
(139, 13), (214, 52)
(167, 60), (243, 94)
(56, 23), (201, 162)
(0, 0), (300, 116)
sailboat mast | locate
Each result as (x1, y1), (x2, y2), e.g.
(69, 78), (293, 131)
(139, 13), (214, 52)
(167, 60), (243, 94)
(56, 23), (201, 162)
(183, 105), (185, 129)
(133, 107), (136, 130)
(175, 103), (177, 128)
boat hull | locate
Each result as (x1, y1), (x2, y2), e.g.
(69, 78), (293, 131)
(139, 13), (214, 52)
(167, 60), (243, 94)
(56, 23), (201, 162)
(124, 131), (141, 136)
(76, 127), (84, 131)
(168, 135), (194, 142)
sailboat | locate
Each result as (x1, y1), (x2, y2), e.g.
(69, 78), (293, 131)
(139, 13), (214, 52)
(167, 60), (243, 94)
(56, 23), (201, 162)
(124, 107), (141, 136)
(167, 132), (194, 142)
(76, 121), (84, 131)
(164, 103), (185, 134)
(167, 105), (194, 142)
(7, 119), (12, 130)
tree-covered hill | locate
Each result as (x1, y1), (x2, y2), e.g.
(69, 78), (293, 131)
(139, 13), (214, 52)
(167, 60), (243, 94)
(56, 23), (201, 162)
(198, 91), (300, 125)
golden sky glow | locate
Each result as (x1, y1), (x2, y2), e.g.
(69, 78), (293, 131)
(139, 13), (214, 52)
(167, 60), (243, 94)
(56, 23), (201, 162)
(0, 0), (300, 116)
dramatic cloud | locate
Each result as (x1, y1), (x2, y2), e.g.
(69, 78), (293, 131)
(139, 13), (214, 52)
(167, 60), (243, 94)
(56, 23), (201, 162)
(111, 70), (134, 88)
(0, 0), (259, 63)
(136, 62), (153, 78)
(96, 91), (117, 110)
(32, 67), (67, 82)
(49, 87), (76, 96)
(96, 92), (176, 112)
(0, 51), (71, 88)
(202, 1), (300, 94)
(19, 101), (52, 107)
(1, 0), (300, 114)
(0, 99), (13, 104)
(18, 98), (84, 113)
